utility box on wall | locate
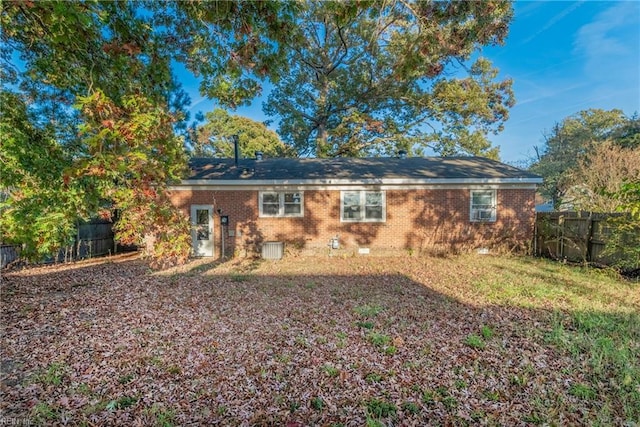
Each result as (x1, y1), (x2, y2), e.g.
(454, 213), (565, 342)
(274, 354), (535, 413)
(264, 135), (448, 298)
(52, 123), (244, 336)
(261, 241), (284, 260)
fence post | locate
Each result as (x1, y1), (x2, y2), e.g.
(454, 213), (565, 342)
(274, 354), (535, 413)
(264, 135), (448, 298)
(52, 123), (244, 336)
(586, 215), (594, 263)
(557, 214), (564, 259)
(76, 219), (81, 261)
(533, 216), (538, 256)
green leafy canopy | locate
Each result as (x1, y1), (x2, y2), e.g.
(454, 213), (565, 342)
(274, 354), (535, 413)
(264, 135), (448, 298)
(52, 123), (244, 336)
(264, 0), (514, 158)
(1, 1), (296, 263)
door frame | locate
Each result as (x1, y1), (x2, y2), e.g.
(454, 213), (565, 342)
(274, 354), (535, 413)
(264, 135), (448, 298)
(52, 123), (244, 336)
(190, 205), (214, 257)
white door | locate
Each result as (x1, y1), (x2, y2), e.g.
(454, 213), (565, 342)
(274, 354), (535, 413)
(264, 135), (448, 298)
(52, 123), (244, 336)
(191, 205), (214, 257)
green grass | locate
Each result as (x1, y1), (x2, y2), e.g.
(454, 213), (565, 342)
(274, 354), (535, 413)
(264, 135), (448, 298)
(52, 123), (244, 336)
(106, 395), (137, 411)
(322, 364), (339, 378)
(365, 418), (384, 427)
(468, 256), (639, 423)
(366, 331), (397, 355)
(74, 383), (93, 396)
(230, 273), (251, 282)
(422, 390), (436, 405)
(356, 320), (375, 329)
(510, 374), (528, 387)
(367, 332), (390, 347)
(464, 334), (485, 349)
(441, 395), (458, 411)
(547, 310), (640, 420)
(146, 405), (176, 427)
(454, 379), (467, 390)
(365, 372), (383, 383)
(118, 373), (135, 384)
(365, 398), (397, 418)
(481, 325), (494, 339)
(401, 401), (419, 415)
(471, 256), (636, 311)
(569, 383), (597, 400)
(420, 386), (459, 410)
(31, 402), (58, 422)
(483, 389), (501, 402)
(311, 397), (324, 410)
(354, 304), (384, 318)
(36, 362), (67, 386)
(166, 365), (181, 375)
(289, 400), (300, 413)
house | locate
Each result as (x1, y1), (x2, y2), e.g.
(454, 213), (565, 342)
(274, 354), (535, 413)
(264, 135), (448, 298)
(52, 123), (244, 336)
(168, 155), (543, 257)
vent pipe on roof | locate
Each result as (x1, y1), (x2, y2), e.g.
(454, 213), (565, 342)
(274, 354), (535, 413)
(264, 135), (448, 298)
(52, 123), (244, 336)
(232, 134), (239, 167)
(255, 151), (263, 161)
(398, 149), (407, 159)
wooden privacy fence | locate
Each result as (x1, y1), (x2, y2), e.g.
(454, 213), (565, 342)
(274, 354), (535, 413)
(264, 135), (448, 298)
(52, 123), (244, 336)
(0, 245), (20, 269)
(0, 220), (128, 268)
(534, 211), (636, 266)
(74, 221), (116, 260)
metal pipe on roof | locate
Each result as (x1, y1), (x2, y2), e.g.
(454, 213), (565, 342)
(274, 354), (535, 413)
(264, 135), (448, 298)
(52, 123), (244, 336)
(233, 134), (239, 167)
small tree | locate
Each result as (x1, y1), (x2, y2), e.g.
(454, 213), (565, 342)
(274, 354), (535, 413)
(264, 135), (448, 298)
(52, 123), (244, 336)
(605, 182), (640, 273)
(562, 141), (640, 212)
(189, 109), (294, 158)
(529, 109), (638, 207)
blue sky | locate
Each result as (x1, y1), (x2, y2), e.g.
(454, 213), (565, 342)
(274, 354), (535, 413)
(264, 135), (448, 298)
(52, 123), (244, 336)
(182, 1), (640, 165)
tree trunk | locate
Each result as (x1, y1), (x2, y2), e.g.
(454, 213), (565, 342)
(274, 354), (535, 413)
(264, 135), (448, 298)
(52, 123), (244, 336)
(316, 122), (329, 157)
(316, 74), (330, 157)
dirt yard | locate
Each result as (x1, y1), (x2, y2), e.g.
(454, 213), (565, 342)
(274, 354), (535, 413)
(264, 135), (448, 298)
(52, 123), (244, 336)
(1, 253), (638, 426)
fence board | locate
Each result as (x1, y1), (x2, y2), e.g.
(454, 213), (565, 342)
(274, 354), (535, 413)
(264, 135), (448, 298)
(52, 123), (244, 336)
(1, 220), (132, 268)
(535, 211), (637, 267)
(1, 245), (20, 268)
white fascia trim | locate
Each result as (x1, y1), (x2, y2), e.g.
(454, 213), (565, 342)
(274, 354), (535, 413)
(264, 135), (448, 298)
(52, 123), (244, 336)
(169, 182), (539, 192)
(177, 177), (541, 186)
(169, 177), (541, 191)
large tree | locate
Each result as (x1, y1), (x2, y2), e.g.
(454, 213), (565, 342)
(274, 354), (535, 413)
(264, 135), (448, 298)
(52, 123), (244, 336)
(1, 1), (295, 263)
(529, 109), (638, 207)
(149, 1), (299, 108)
(264, 0), (514, 158)
(189, 109), (294, 158)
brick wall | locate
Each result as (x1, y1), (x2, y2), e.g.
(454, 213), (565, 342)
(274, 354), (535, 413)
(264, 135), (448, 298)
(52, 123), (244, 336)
(169, 188), (536, 256)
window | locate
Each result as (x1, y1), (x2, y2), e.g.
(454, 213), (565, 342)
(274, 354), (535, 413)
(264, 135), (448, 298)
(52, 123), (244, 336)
(259, 191), (303, 217)
(341, 191), (385, 222)
(470, 190), (496, 222)
(195, 208), (210, 240)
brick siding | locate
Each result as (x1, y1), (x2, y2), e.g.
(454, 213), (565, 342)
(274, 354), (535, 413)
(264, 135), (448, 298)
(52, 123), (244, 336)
(169, 188), (536, 257)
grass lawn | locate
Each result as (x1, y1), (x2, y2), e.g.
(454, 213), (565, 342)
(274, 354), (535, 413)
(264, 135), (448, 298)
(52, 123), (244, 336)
(1, 253), (638, 426)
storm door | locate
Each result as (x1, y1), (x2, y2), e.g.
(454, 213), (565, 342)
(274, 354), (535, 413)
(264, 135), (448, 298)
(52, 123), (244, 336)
(190, 205), (214, 257)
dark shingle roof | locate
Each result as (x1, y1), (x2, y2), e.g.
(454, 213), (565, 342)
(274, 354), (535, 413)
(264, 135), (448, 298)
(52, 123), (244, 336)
(184, 156), (541, 183)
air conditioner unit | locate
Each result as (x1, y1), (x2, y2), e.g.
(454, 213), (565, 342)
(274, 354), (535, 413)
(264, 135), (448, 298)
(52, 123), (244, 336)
(262, 241), (284, 260)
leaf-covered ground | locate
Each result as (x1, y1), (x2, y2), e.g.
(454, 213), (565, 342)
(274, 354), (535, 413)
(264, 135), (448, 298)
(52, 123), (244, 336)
(1, 253), (638, 426)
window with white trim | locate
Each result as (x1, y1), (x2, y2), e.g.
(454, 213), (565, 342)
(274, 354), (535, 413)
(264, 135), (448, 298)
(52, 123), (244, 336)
(470, 190), (497, 222)
(341, 191), (385, 222)
(259, 191), (303, 217)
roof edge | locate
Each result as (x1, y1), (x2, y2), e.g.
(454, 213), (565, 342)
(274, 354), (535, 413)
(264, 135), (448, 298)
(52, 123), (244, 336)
(174, 177), (542, 186)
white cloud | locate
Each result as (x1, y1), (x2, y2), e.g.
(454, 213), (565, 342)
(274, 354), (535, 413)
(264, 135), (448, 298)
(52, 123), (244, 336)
(521, 1), (585, 45)
(517, 81), (589, 106)
(189, 96), (209, 110)
(574, 2), (640, 67)
(573, 2), (640, 112)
